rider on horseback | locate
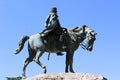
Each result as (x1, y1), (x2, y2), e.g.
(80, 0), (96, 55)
(41, 7), (66, 56)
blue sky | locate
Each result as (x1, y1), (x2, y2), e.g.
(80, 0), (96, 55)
(0, 0), (120, 80)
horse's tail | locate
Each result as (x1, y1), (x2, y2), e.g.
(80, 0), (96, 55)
(14, 35), (29, 54)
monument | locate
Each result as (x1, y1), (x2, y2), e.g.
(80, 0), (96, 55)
(14, 7), (97, 79)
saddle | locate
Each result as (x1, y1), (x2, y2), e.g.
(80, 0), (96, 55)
(41, 27), (67, 51)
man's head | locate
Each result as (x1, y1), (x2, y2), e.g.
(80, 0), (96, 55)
(50, 7), (57, 13)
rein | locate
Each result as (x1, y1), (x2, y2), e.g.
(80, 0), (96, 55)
(80, 42), (87, 50)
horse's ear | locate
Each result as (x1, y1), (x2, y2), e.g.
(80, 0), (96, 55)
(82, 25), (86, 33)
(83, 25), (86, 28)
(72, 27), (79, 32)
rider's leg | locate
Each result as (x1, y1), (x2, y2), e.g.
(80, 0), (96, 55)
(56, 34), (65, 56)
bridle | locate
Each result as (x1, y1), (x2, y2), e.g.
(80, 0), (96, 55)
(80, 27), (96, 50)
(72, 25), (96, 50)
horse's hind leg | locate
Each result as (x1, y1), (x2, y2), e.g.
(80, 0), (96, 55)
(22, 57), (33, 79)
(34, 50), (47, 73)
(22, 56), (34, 79)
(22, 43), (36, 79)
(34, 59), (47, 73)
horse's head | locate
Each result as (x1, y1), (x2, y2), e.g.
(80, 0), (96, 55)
(73, 25), (97, 51)
(84, 26), (97, 51)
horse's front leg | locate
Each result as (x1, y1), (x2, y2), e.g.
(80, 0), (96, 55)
(65, 49), (75, 73)
(65, 52), (69, 72)
(69, 52), (75, 73)
(65, 51), (75, 73)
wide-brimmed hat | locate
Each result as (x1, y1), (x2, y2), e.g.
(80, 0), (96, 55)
(50, 7), (57, 13)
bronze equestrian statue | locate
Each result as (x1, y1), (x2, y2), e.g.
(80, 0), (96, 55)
(14, 25), (97, 79)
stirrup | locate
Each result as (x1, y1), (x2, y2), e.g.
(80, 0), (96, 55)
(56, 52), (64, 56)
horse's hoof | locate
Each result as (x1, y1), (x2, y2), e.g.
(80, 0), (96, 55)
(65, 70), (68, 73)
(70, 71), (75, 73)
(22, 73), (26, 79)
(22, 76), (26, 80)
(43, 66), (47, 73)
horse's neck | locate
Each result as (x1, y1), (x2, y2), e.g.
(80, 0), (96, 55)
(67, 28), (78, 41)
(67, 28), (85, 50)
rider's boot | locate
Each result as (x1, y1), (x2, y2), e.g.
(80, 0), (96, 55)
(56, 52), (64, 56)
(56, 35), (66, 56)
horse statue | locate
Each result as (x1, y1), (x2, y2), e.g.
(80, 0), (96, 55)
(14, 25), (97, 79)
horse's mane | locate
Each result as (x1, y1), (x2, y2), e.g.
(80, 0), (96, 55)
(67, 27), (78, 41)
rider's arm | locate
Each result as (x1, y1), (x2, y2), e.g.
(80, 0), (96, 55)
(45, 14), (51, 28)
